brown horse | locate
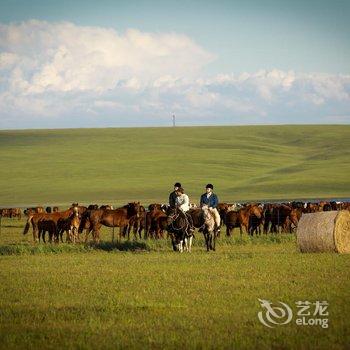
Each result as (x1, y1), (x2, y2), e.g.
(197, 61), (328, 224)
(79, 202), (140, 242)
(145, 206), (168, 239)
(23, 208), (75, 242)
(265, 204), (299, 233)
(225, 204), (262, 237)
(0, 208), (21, 219)
(237, 204), (262, 236)
(225, 210), (240, 236)
(126, 205), (146, 240)
(56, 207), (82, 243)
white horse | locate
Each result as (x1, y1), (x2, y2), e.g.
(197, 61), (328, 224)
(201, 205), (217, 251)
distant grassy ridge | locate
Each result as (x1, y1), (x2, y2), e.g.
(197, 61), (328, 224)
(0, 125), (349, 206)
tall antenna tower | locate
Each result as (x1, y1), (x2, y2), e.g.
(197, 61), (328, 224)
(172, 114), (176, 127)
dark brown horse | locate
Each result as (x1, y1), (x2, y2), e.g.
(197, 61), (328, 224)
(265, 204), (299, 233)
(79, 202), (140, 242)
(225, 210), (240, 236)
(145, 206), (168, 239)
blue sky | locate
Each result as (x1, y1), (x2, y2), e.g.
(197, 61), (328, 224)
(0, 0), (349, 128)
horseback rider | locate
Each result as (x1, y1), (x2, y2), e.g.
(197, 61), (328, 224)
(169, 182), (181, 208)
(200, 184), (221, 232)
(174, 187), (195, 234)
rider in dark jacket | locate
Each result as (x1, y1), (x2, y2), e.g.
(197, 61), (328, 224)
(169, 182), (181, 208)
(200, 183), (221, 232)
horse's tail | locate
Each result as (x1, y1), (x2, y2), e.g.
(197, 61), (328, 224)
(23, 215), (33, 235)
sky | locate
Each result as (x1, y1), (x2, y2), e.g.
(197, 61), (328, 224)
(0, 0), (349, 129)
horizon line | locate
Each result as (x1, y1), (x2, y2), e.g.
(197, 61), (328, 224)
(1, 122), (350, 132)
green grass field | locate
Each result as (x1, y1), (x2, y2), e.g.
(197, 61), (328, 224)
(0, 125), (349, 349)
(0, 218), (349, 349)
(0, 125), (349, 207)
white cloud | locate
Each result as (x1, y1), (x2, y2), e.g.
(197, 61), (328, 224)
(0, 20), (214, 95)
(0, 20), (349, 128)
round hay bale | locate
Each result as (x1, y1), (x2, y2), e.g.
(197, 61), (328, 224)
(297, 210), (350, 253)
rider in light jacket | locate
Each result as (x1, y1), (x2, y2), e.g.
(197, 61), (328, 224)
(175, 187), (195, 234)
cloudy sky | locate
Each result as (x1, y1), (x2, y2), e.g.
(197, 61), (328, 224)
(0, 0), (349, 129)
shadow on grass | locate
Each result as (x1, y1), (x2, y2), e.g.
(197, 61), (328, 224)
(88, 241), (151, 252)
(0, 224), (24, 228)
(0, 240), (151, 255)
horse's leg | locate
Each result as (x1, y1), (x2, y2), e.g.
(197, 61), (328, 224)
(212, 231), (216, 251)
(156, 222), (162, 239)
(93, 227), (100, 243)
(38, 227), (42, 243)
(139, 217), (145, 239)
(75, 227), (79, 243)
(127, 224), (132, 240)
(85, 228), (90, 243)
(205, 233), (209, 252)
(59, 227), (64, 243)
(138, 221), (143, 240)
(226, 225), (231, 237)
(125, 225), (129, 239)
(119, 226), (123, 241)
(184, 237), (188, 252)
(33, 223), (38, 243)
(188, 236), (193, 253)
(132, 221), (138, 240)
(144, 215), (150, 239)
(68, 229), (72, 243)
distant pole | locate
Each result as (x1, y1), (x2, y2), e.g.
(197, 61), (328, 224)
(172, 114), (176, 127)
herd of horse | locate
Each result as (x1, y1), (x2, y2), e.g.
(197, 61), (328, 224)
(1, 199), (349, 252)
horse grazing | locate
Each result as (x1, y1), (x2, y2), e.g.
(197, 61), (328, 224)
(79, 202), (140, 242)
(167, 208), (194, 252)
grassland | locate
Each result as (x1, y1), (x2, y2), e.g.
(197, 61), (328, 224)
(0, 125), (349, 207)
(0, 125), (349, 349)
(0, 218), (349, 349)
